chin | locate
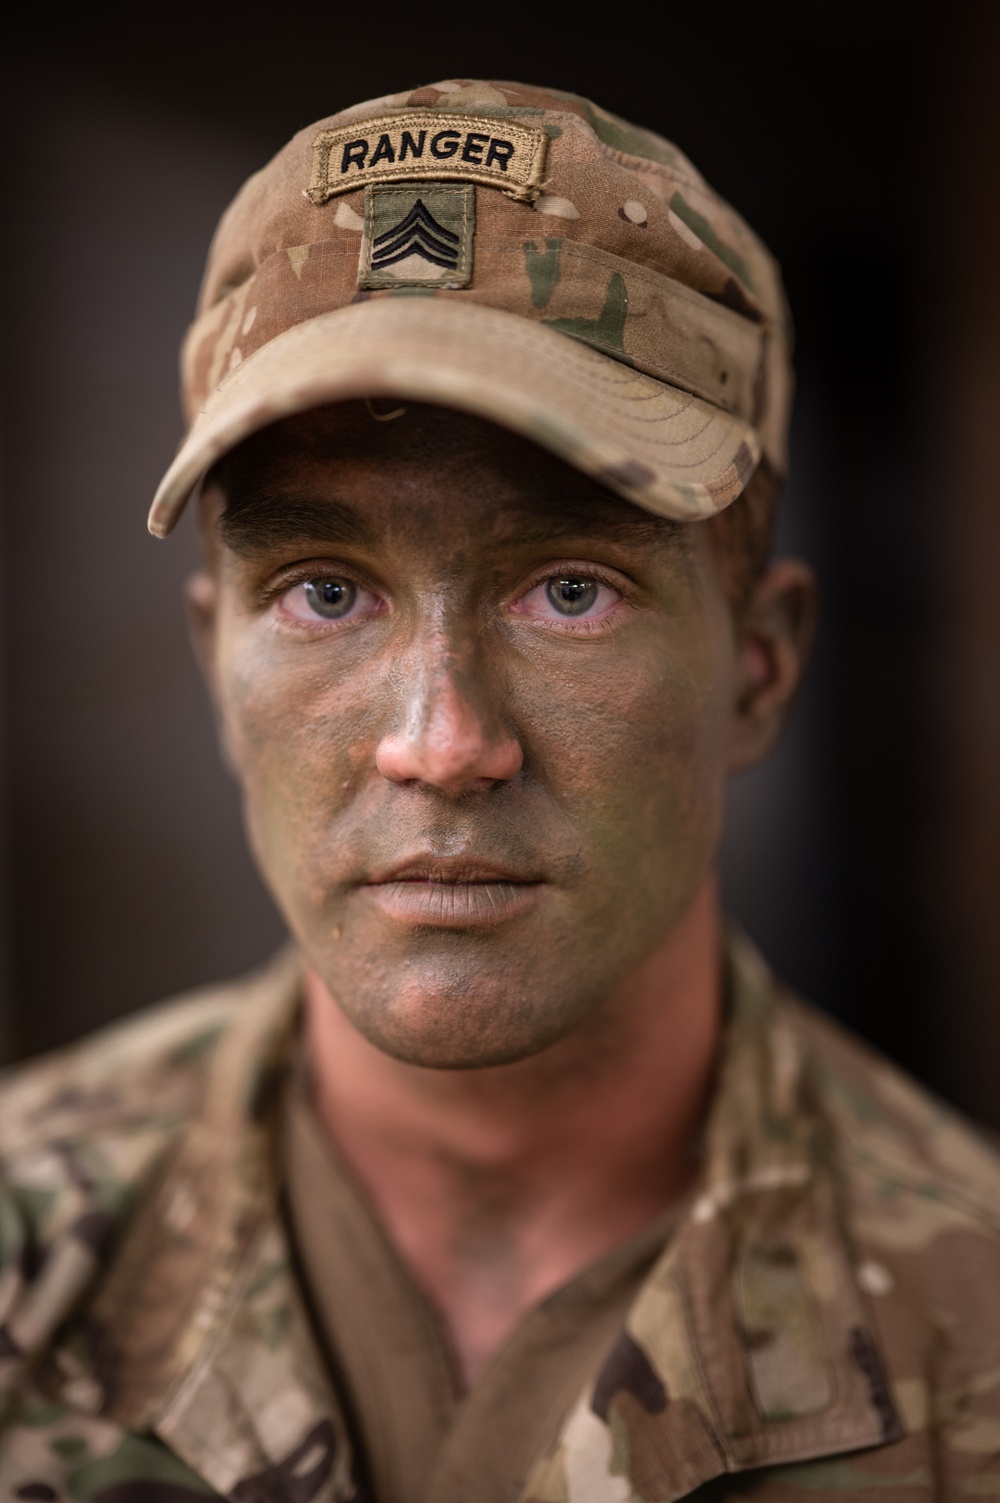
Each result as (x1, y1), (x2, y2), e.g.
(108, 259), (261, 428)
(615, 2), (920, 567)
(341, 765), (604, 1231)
(339, 971), (589, 1071)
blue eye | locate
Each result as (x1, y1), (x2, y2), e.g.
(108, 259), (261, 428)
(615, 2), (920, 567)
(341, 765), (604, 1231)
(303, 578), (357, 619)
(513, 572), (622, 626)
(546, 578), (599, 616)
(280, 574), (383, 624)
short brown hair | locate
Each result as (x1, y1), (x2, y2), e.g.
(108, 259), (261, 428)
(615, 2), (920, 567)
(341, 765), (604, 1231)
(709, 457), (782, 614)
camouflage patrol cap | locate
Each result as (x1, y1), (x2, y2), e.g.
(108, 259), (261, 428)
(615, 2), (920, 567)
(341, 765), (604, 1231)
(148, 80), (793, 538)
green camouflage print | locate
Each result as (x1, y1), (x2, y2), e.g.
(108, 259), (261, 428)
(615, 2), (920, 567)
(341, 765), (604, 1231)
(181, 80), (786, 438)
(148, 81), (792, 539)
(1, 936), (1000, 1501)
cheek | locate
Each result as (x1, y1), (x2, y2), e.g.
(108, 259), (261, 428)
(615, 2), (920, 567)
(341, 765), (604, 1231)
(214, 621), (382, 884)
(516, 619), (734, 876)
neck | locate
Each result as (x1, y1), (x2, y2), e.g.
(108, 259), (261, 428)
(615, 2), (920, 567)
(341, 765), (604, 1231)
(304, 875), (722, 1385)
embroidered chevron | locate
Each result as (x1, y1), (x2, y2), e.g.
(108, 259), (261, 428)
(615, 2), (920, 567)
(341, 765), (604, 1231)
(359, 183), (475, 290)
(371, 199), (460, 271)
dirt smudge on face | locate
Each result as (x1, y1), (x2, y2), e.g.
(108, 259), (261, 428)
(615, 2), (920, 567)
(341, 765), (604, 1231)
(202, 401), (740, 1068)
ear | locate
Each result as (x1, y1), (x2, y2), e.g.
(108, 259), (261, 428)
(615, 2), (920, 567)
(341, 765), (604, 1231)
(185, 568), (220, 701)
(185, 566), (240, 776)
(727, 558), (818, 773)
(185, 485), (226, 718)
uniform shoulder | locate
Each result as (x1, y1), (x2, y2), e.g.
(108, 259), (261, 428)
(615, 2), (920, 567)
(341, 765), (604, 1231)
(0, 948), (298, 1254)
(783, 990), (1000, 1234)
(1, 966), (254, 1151)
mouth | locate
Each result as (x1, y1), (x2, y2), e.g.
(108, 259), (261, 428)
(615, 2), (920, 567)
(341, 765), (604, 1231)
(363, 856), (544, 929)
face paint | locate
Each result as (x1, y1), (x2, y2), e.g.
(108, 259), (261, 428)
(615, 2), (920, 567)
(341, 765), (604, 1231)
(204, 403), (738, 1068)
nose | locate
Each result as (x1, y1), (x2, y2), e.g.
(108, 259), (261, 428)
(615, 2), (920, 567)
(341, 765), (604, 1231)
(375, 636), (523, 794)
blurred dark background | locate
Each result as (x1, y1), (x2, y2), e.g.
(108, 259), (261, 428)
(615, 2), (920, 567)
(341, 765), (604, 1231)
(2, 2), (999, 1125)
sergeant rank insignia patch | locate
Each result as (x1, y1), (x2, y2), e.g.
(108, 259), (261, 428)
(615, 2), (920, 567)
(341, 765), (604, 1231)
(358, 183), (475, 290)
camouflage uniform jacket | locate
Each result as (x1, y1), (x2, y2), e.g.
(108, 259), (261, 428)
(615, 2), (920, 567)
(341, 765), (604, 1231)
(1, 937), (1000, 1503)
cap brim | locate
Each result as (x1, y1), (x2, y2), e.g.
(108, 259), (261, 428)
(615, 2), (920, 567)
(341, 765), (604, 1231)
(149, 298), (759, 538)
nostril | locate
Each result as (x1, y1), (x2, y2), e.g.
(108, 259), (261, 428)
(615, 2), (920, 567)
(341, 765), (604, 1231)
(375, 726), (522, 791)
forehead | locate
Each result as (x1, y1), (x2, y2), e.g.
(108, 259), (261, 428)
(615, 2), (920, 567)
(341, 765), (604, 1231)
(211, 401), (684, 556)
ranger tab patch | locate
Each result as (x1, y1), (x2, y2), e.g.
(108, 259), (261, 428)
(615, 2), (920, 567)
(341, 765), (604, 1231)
(358, 184), (475, 290)
(308, 112), (548, 204)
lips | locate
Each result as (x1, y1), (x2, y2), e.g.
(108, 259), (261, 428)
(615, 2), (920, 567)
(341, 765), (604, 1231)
(363, 855), (543, 928)
(369, 855), (538, 885)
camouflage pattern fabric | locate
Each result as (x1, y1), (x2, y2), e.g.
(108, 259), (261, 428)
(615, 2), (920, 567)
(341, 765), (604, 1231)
(1, 936), (999, 1501)
(149, 81), (793, 539)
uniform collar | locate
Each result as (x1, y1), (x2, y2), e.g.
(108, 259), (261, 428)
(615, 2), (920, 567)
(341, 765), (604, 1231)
(522, 934), (902, 1501)
(57, 936), (902, 1503)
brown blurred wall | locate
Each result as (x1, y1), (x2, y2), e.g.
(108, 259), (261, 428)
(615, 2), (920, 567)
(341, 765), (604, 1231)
(932, 3), (1000, 1124)
(0, 80), (287, 1055)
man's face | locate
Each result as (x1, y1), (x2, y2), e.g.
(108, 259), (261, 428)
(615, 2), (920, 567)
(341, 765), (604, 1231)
(194, 403), (788, 1068)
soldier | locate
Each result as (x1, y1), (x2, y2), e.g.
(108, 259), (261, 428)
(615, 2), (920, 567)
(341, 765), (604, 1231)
(1, 79), (998, 1503)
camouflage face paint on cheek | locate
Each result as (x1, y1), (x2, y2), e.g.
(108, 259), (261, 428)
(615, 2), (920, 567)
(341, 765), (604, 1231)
(212, 405), (739, 1069)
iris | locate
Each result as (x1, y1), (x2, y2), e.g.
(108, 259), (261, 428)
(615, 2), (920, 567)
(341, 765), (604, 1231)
(547, 577), (598, 616)
(305, 578), (357, 619)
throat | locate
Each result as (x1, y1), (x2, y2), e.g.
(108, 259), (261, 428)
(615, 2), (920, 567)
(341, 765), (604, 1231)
(302, 878), (722, 1384)
(389, 1177), (691, 1388)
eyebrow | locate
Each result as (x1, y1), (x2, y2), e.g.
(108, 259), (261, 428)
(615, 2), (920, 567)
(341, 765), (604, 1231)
(217, 485), (686, 558)
(510, 507), (683, 549)
(219, 490), (376, 556)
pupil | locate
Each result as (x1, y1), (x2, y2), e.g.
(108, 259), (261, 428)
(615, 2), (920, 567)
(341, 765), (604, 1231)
(547, 577), (598, 616)
(305, 577), (357, 619)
